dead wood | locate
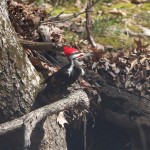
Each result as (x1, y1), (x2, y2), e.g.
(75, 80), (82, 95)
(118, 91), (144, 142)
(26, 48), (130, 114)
(93, 77), (150, 128)
(94, 78), (150, 149)
(19, 38), (63, 52)
(85, 2), (97, 48)
(0, 89), (89, 149)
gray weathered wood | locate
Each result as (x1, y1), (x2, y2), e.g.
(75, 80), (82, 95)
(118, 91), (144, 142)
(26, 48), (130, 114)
(0, 90), (89, 136)
(19, 38), (62, 52)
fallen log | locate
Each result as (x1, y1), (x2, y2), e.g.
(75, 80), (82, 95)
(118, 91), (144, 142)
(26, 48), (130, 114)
(90, 74), (150, 150)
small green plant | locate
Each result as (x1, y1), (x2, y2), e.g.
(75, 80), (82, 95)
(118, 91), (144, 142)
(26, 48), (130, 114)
(93, 15), (122, 35)
(101, 0), (113, 3)
(35, 0), (44, 5)
(135, 12), (150, 27)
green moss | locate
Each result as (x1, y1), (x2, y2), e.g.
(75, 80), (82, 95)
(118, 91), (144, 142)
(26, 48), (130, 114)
(52, 6), (80, 16)
(64, 30), (77, 42)
(95, 35), (132, 49)
(128, 25), (142, 33)
(64, 30), (86, 45)
(141, 3), (150, 11)
(93, 15), (123, 35)
(94, 1), (135, 12)
(110, 2), (135, 9)
(135, 12), (150, 27)
(48, 0), (150, 50)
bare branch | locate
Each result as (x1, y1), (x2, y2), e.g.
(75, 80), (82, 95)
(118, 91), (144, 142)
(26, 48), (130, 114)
(85, 1), (97, 48)
(42, 11), (92, 25)
(19, 38), (63, 52)
(0, 90), (89, 136)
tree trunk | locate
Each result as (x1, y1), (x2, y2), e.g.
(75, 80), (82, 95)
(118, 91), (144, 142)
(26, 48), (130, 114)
(38, 116), (67, 150)
(0, 0), (39, 148)
(0, 1), (67, 149)
(0, 0), (40, 124)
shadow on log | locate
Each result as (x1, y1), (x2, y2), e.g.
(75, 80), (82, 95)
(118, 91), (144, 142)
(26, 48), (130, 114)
(89, 73), (150, 150)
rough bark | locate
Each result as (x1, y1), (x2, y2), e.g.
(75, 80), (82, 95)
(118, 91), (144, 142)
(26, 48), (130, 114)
(0, 0), (40, 124)
(0, 1), (70, 150)
(0, 90), (89, 136)
(38, 115), (67, 150)
(0, 0), (40, 149)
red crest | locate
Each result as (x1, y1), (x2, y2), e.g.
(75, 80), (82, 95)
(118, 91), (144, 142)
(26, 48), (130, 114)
(64, 46), (78, 56)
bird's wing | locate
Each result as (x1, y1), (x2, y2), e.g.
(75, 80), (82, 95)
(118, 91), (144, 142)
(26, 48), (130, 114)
(43, 65), (70, 87)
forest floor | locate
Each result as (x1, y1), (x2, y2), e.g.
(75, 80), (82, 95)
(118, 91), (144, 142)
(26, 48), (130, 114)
(8, 0), (149, 97)
(48, 0), (150, 50)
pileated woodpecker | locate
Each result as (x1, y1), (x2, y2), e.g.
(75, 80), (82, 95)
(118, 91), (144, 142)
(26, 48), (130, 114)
(43, 46), (86, 94)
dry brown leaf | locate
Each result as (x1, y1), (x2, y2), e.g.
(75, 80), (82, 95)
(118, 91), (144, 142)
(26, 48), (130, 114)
(108, 8), (127, 16)
(8, 1), (46, 37)
(134, 39), (149, 53)
(57, 111), (68, 128)
(129, 59), (138, 72)
(79, 79), (91, 89)
(140, 57), (148, 64)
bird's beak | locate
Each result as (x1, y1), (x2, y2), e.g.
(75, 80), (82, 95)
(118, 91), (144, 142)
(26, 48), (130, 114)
(78, 52), (93, 60)
(77, 53), (85, 58)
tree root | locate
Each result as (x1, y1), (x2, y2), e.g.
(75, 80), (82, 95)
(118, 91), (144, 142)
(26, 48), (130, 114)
(0, 90), (89, 149)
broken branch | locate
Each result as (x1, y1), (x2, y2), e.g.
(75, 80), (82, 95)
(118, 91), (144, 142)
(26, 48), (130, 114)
(19, 38), (63, 52)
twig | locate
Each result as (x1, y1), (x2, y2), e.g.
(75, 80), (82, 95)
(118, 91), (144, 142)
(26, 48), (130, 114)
(85, 1), (97, 48)
(42, 10), (92, 25)
(31, 50), (56, 67)
(54, 12), (64, 19)
(83, 111), (87, 150)
(60, 10), (92, 23)
(44, 12), (64, 23)
(41, 0), (98, 25)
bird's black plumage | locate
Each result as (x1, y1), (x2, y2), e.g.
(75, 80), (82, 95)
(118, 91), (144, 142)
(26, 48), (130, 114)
(43, 57), (82, 92)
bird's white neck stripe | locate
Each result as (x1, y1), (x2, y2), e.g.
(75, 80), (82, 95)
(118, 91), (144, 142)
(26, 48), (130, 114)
(81, 68), (85, 75)
(67, 65), (74, 76)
